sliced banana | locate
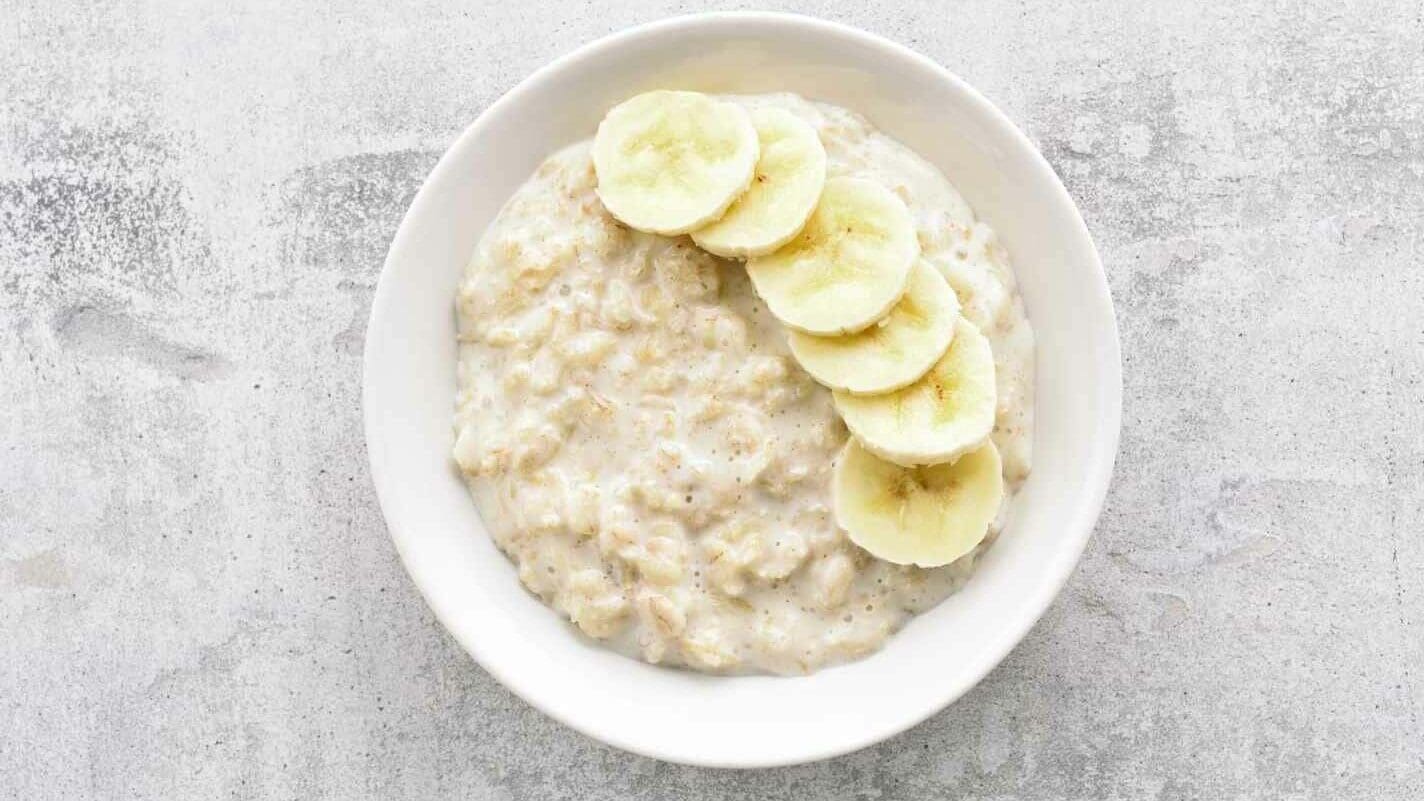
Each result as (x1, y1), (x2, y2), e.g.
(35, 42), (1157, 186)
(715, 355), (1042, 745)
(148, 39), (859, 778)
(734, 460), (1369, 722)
(833, 438), (1003, 568)
(746, 177), (919, 335)
(786, 260), (960, 395)
(691, 108), (827, 259)
(834, 317), (996, 467)
(592, 90), (759, 236)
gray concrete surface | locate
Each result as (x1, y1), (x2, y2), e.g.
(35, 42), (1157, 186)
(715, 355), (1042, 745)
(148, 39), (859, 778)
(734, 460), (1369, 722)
(3, 1), (1422, 798)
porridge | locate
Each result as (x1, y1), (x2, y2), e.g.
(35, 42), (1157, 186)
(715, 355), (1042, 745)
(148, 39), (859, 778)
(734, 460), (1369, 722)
(452, 92), (1034, 675)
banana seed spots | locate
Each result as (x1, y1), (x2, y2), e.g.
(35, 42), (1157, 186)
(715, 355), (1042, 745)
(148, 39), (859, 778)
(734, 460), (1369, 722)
(864, 323), (905, 358)
(919, 463), (962, 495)
(781, 195), (892, 299)
(888, 472), (916, 499)
(887, 473), (919, 529)
(880, 466), (959, 533)
(927, 372), (963, 425)
(832, 321), (904, 359)
(618, 108), (739, 189)
(892, 392), (910, 427)
(793, 254), (873, 298)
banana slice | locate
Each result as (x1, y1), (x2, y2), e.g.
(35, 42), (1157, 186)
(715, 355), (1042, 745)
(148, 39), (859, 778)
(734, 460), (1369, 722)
(834, 317), (996, 466)
(746, 177), (918, 335)
(786, 260), (960, 395)
(593, 90), (759, 236)
(691, 108), (827, 258)
(833, 438), (1003, 568)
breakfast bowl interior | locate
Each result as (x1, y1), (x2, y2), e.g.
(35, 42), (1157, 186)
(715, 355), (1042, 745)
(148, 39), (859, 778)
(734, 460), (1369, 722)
(364, 13), (1120, 768)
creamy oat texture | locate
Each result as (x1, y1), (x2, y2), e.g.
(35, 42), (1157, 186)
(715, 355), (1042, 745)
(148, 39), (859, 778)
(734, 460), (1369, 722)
(452, 93), (1034, 675)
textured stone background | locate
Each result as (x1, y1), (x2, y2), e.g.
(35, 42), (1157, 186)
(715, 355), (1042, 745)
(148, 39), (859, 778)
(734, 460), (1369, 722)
(3, 1), (1422, 798)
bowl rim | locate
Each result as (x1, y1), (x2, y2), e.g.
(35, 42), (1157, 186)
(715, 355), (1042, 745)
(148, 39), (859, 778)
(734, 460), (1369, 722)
(364, 10), (1122, 767)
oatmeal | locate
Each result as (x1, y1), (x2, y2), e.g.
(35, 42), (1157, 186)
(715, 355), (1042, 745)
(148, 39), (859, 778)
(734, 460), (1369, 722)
(452, 93), (1034, 675)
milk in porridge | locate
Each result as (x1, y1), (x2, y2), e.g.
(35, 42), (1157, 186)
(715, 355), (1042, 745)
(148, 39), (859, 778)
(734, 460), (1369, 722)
(452, 93), (1033, 675)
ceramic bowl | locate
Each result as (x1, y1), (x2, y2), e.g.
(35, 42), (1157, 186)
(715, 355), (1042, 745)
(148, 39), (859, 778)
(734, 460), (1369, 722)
(364, 12), (1120, 768)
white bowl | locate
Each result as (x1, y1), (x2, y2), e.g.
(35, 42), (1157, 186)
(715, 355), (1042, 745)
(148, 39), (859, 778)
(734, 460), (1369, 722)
(364, 12), (1120, 768)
